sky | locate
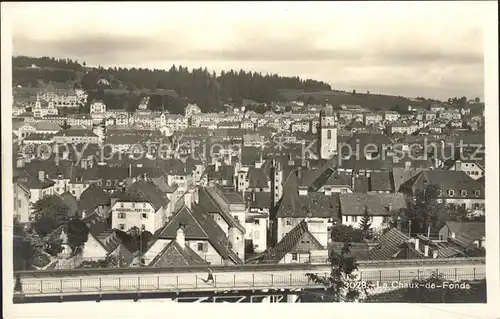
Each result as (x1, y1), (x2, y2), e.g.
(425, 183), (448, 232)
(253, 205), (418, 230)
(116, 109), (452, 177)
(4, 2), (492, 100)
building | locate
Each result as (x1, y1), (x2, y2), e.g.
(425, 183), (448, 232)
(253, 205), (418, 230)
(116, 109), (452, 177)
(364, 113), (383, 126)
(319, 105), (338, 159)
(90, 100), (107, 120)
(259, 221), (325, 264)
(33, 100), (58, 118)
(110, 180), (169, 234)
(13, 182), (31, 223)
(275, 171), (339, 247)
(399, 170), (485, 214)
(53, 129), (100, 144)
(438, 221), (485, 249)
(339, 193), (406, 230)
(384, 111), (400, 122)
(142, 205), (244, 266)
(445, 159), (484, 180)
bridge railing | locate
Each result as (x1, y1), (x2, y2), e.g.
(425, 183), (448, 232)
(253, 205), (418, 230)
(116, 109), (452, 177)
(15, 266), (486, 296)
(15, 257), (485, 278)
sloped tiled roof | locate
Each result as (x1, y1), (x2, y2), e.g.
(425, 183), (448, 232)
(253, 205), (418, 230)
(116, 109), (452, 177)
(157, 206), (243, 264)
(79, 184), (111, 214)
(260, 221), (324, 263)
(339, 193), (406, 216)
(277, 170), (340, 219)
(369, 171), (394, 192)
(368, 228), (411, 260)
(82, 212), (110, 237)
(392, 167), (424, 192)
(399, 170), (485, 199)
(149, 239), (208, 267)
(118, 180), (169, 210)
(248, 167), (269, 189)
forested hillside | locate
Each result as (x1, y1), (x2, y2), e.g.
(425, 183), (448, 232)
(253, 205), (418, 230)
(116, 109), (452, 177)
(12, 56), (331, 113)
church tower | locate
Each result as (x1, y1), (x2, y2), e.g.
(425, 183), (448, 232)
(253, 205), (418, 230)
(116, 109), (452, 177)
(319, 103), (337, 159)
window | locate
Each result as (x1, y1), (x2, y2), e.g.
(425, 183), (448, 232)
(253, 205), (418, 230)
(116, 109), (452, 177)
(474, 190), (481, 197)
(291, 253), (298, 261)
(448, 190), (455, 196)
(97, 180), (102, 186)
(286, 220), (292, 226)
(142, 213), (148, 219)
(254, 219), (260, 225)
(197, 243), (204, 251)
(143, 203), (147, 208)
(141, 224), (146, 231)
(18, 199), (22, 208)
(461, 190), (467, 196)
(72, 190), (75, 195)
(327, 130), (332, 140)
(118, 224), (125, 230)
(106, 180), (112, 186)
(56, 187), (60, 192)
(345, 216), (349, 222)
(118, 213), (126, 219)
(437, 190), (443, 197)
(120, 203), (124, 208)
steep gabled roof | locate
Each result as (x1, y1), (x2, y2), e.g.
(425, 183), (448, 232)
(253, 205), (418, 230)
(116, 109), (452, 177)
(157, 205), (243, 264)
(149, 240), (208, 267)
(79, 184), (111, 214)
(260, 221), (324, 263)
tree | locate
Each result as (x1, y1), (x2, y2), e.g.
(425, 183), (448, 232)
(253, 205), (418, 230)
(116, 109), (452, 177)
(358, 208), (374, 240)
(330, 224), (365, 243)
(474, 97), (480, 103)
(390, 184), (472, 235)
(66, 218), (90, 255)
(126, 226), (153, 254)
(352, 89), (356, 95)
(306, 241), (371, 302)
(31, 195), (70, 236)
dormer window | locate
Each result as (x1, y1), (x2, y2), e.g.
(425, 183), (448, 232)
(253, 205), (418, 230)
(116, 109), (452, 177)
(448, 190), (455, 196)
(97, 180), (102, 186)
(460, 190), (467, 197)
(106, 180), (112, 186)
(474, 190), (481, 197)
(437, 190), (443, 197)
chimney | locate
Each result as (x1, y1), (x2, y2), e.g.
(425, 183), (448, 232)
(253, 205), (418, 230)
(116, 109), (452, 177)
(404, 161), (411, 171)
(455, 160), (462, 171)
(252, 191), (256, 202)
(414, 238), (420, 251)
(38, 171), (45, 182)
(215, 160), (220, 172)
(176, 226), (186, 247)
(424, 245), (429, 257)
(351, 174), (356, 189)
(296, 168), (302, 181)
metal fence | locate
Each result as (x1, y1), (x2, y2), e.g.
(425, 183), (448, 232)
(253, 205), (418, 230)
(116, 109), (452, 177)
(16, 266), (485, 296)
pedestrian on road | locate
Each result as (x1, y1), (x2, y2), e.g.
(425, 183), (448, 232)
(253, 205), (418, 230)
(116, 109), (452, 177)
(207, 267), (214, 284)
